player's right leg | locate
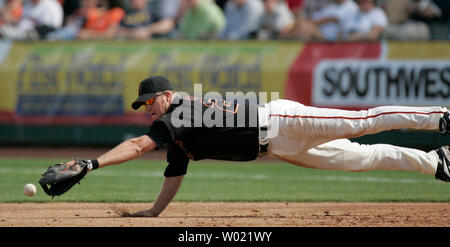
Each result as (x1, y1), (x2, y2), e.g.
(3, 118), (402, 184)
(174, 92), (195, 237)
(275, 139), (439, 176)
(276, 140), (450, 182)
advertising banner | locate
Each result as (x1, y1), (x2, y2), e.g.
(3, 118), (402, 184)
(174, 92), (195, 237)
(0, 41), (300, 126)
(287, 42), (450, 109)
(312, 60), (450, 107)
(1, 40), (448, 127)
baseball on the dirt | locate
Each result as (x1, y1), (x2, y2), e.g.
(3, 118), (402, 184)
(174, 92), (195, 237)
(24, 183), (36, 197)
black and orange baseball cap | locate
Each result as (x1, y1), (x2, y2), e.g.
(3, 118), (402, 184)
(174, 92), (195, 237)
(131, 75), (174, 110)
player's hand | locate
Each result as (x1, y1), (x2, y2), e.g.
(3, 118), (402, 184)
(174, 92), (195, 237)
(64, 159), (94, 174)
(39, 158), (90, 197)
(124, 209), (159, 217)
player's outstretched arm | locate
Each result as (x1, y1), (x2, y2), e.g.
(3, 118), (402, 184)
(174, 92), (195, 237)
(128, 175), (185, 217)
(95, 135), (157, 168)
(39, 135), (157, 198)
(63, 135), (156, 170)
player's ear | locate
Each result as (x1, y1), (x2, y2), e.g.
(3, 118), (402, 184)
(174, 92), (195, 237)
(165, 91), (173, 104)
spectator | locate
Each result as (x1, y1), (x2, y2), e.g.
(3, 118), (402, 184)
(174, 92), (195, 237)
(177, 0), (225, 39)
(382, 0), (430, 40)
(219, 0), (264, 40)
(282, 0), (332, 40)
(76, 0), (125, 40)
(285, 0), (303, 17)
(46, 0), (96, 41)
(344, 0), (388, 41)
(114, 0), (153, 40)
(312, 0), (359, 40)
(146, 0), (181, 38)
(173, 0), (188, 21)
(408, 0), (450, 39)
(296, 0), (332, 19)
(257, 0), (294, 40)
(0, 0), (63, 40)
(284, 0), (358, 41)
(0, 0), (23, 26)
(215, 0), (228, 10)
(61, 0), (80, 21)
(117, 0), (180, 39)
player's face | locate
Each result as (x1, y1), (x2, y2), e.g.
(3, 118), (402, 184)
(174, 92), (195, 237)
(144, 92), (170, 124)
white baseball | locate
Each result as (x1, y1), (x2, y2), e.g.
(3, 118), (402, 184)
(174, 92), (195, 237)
(24, 183), (37, 197)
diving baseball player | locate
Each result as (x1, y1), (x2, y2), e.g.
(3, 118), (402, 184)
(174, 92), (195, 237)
(45, 75), (450, 217)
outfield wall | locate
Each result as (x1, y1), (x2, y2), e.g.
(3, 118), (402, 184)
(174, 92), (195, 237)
(0, 40), (449, 148)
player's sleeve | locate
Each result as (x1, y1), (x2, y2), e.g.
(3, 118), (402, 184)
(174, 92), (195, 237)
(164, 142), (190, 177)
(146, 122), (172, 149)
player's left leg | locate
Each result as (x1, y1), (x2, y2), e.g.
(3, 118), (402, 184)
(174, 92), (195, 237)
(264, 100), (448, 156)
(274, 102), (446, 140)
(275, 138), (439, 176)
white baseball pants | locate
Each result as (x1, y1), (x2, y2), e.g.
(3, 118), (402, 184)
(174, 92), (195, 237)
(258, 100), (447, 175)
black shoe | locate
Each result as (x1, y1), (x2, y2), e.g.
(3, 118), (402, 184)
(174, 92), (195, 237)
(435, 146), (450, 182)
(439, 112), (450, 134)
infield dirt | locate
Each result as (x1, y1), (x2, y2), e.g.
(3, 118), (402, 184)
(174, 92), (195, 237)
(0, 202), (449, 227)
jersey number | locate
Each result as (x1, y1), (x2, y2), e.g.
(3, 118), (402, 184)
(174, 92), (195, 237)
(184, 96), (239, 114)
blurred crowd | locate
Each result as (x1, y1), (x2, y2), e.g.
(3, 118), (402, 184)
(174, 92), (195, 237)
(0, 0), (449, 42)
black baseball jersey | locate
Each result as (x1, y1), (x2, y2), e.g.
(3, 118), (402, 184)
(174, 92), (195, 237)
(147, 95), (260, 177)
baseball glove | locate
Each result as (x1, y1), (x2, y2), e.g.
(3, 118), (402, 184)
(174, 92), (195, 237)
(39, 158), (90, 198)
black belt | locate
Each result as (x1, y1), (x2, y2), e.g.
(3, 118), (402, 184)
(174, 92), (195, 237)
(259, 126), (268, 154)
